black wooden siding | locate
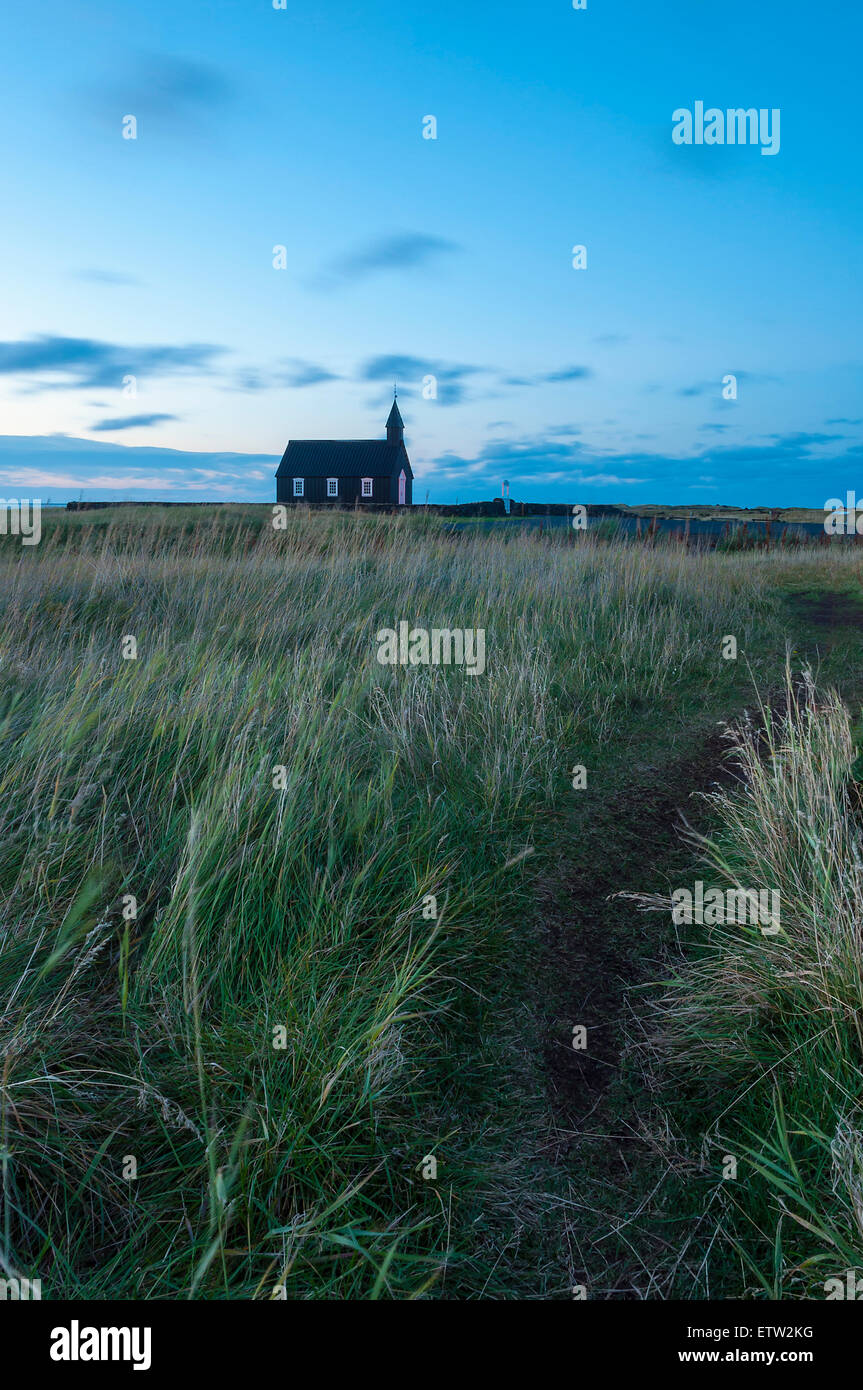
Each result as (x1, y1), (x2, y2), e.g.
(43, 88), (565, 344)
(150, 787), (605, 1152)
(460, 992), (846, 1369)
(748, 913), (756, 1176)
(275, 434), (413, 507)
(276, 473), (412, 506)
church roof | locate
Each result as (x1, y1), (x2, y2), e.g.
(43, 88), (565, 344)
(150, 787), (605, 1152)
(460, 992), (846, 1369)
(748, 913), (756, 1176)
(275, 439), (409, 478)
(386, 398), (404, 430)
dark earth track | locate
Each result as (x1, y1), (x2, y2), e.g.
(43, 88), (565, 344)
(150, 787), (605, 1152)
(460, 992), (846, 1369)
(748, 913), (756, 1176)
(532, 586), (863, 1298)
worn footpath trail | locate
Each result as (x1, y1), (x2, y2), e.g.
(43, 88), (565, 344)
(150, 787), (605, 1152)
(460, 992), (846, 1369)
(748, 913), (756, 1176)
(530, 585), (863, 1299)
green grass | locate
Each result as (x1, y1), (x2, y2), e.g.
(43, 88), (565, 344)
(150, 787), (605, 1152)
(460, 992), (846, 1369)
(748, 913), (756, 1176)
(3, 508), (863, 1298)
(641, 669), (863, 1298)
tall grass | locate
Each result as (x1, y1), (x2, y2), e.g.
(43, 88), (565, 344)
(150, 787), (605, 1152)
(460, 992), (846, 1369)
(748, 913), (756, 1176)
(0, 509), (856, 1298)
(649, 667), (863, 1296)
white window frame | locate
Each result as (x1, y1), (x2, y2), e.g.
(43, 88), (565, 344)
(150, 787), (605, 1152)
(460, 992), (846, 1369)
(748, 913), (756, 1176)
(293, 478), (304, 498)
(327, 478), (338, 498)
(361, 477), (373, 498)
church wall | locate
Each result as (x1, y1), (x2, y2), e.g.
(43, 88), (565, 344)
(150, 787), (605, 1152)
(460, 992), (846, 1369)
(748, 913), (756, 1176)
(276, 475), (394, 505)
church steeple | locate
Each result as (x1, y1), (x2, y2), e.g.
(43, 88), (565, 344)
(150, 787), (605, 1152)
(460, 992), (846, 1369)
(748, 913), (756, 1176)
(386, 391), (404, 447)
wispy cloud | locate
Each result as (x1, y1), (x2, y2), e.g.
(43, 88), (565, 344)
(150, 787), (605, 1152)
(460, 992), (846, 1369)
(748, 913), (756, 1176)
(314, 233), (460, 289)
(74, 269), (143, 287)
(91, 413), (178, 432)
(139, 54), (234, 112)
(275, 360), (341, 388)
(355, 354), (595, 406)
(358, 353), (482, 406)
(424, 432), (646, 490)
(0, 435), (276, 501)
(539, 365), (593, 384)
(86, 53), (236, 131)
(677, 370), (777, 398)
(0, 426), (858, 507)
(415, 426), (863, 506)
(0, 335), (224, 390)
(502, 366), (593, 388)
(762, 430), (845, 446)
(227, 360), (341, 392)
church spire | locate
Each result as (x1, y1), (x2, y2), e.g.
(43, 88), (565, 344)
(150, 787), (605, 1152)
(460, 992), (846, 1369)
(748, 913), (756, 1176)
(386, 392), (404, 446)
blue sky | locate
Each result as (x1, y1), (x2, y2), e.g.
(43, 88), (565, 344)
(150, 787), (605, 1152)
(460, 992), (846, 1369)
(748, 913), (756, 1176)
(0, 0), (860, 505)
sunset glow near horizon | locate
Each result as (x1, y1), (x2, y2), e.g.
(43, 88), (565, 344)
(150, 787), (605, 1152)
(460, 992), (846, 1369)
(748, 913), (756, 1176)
(1, 0), (861, 506)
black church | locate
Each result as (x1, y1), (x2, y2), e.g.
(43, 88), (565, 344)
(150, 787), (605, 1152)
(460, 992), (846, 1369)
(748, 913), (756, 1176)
(275, 396), (413, 507)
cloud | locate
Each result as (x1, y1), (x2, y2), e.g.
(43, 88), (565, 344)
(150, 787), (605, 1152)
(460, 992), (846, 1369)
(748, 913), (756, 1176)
(414, 426), (863, 507)
(424, 432), (646, 491)
(226, 360), (341, 392)
(676, 370), (778, 398)
(2, 426), (861, 508)
(429, 451), (646, 492)
(229, 369), (268, 392)
(541, 366), (593, 383)
(88, 53), (235, 130)
(762, 430), (845, 446)
(138, 55), (234, 112)
(356, 354), (593, 407)
(315, 233), (460, 289)
(276, 360), (341, 388)
(91, 413), (178, 432)
(0, 335), (224, 390)
(75, 269), (142, 287)
(0, 435), (276, 501)
(501, 366), (593, 388)
(358, 353), (482, 406)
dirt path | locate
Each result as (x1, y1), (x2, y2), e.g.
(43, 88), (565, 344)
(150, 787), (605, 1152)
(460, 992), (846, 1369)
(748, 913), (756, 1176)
(533, 588), (863, 1299)
(533, 723), (738, 1297)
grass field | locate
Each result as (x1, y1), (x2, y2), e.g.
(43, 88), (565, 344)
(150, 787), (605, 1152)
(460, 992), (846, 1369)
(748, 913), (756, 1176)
(3, 505), (863, 1299)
